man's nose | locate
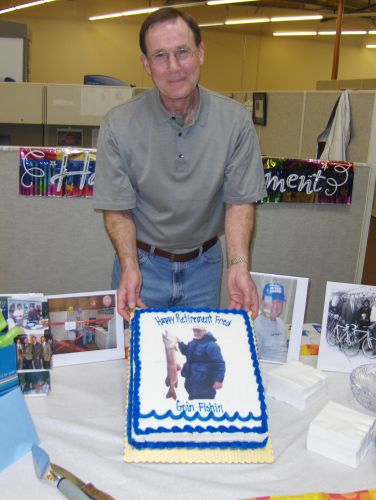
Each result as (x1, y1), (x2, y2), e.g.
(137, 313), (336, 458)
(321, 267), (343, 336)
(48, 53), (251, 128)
(167, 53), (180, 70)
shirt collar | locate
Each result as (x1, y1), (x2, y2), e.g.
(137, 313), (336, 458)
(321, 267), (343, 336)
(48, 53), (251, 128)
(151, 85), (209, 128)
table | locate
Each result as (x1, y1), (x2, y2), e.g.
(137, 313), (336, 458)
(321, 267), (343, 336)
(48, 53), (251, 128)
(0, 359), (375, 500)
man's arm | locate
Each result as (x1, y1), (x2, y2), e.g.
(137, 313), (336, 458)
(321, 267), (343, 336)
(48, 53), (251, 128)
(225, 203), (259, 319)
(103, 210), (146, 321)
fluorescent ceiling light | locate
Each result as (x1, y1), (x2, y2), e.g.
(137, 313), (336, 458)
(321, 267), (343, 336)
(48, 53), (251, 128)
(207, 0), (256, 5)
(273, 31), (317, 36)
(199, 21), (225, 27)
(366, 44), (376, 48)
(0, 0), (56, 15)
(369, 31), (376, 34)
(225, 17), (269, 25)
(89, 2), (206, 21)
(341, 30), (367, 35)
(90, 7), (158, 21)
(271, 15), (323, 22)
(318, 30), (367, 35)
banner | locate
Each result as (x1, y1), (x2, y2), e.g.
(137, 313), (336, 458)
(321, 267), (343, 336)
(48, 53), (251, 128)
(19, 148), (95, 197)
(260, 157), (354, 204)
(19, 149), (354, 204)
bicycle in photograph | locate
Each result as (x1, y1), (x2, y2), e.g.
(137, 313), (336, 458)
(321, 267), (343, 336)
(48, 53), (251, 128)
(325, 319), (359, 356)
(350, 324), (376, 359)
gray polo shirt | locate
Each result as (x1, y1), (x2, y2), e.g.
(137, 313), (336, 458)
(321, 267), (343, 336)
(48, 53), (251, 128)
(93, 85), (266, 252)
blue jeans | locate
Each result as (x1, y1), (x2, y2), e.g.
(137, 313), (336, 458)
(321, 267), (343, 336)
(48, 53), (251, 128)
(111, 240), (222, 308)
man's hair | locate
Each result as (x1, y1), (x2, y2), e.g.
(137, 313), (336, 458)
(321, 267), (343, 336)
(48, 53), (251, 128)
(139, 7), (202, 55)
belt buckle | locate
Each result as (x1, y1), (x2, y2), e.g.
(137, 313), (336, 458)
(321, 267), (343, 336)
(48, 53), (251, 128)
(169, 253), (178, 262)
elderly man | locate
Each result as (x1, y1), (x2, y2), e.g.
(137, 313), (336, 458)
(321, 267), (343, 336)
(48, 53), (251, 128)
(94, 7), (266, 321)
(254, 283), (288, 363)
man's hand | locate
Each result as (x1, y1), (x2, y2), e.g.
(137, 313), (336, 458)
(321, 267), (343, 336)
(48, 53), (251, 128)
(103, 210), (147, 321)
(227, 264), (259, 319)
(117, 264), (147, 321)
(213, 381), (223, 390)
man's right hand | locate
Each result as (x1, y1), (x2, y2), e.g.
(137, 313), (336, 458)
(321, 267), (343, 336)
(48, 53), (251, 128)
(117, 266), (147, 321)
(103, 210), (147, 321)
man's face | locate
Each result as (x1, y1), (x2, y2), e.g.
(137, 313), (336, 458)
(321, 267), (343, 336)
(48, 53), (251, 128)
(193, 328), (206, 339)
(263, 298), (284, 321)
(141, 17), (204, 104)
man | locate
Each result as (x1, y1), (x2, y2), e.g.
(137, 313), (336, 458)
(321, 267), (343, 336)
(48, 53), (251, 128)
(93, 7), (266, 321)
(13, 303), (24, 326)
(27, 303), (40, 322)
(254, 283), (288, 363)
(341, 294), (358, 327)
(178, 326), (225, 400)
(32, 335), (43, 370)
(23, 336), (34, 369)
(41, 335), (52, 369)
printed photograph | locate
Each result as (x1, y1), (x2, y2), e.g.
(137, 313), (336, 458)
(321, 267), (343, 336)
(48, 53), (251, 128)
(48, 291), (124, 367)
(57, 128), (83, 147)
(7, 296), (48, 335)
(317, 282), (376, 372)
(16, 332), (53, 371)
(251, 272), (309, 364)
(18, 370), (51, 397)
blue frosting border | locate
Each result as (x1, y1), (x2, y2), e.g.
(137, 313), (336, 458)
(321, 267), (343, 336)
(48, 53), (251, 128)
(127, 308), (269, 450)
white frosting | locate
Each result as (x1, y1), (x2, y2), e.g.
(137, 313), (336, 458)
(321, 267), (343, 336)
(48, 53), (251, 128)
(129, 309), (269, 447)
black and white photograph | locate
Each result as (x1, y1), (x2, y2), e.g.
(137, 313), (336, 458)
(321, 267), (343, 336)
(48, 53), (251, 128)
(251, 272), (309, 364)
(317, 282), (376, 372)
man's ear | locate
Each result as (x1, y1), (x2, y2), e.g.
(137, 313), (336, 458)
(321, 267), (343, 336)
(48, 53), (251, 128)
(197, 41), (205, 66)
(141, 53), (152, 76)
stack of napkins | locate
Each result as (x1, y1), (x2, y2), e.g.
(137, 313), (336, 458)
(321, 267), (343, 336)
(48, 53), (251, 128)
(307, 401), (376, 467)
(266, 361), (327, 410)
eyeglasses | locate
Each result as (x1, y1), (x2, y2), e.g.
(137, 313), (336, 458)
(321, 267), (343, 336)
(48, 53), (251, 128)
(149, 47), (196, 66)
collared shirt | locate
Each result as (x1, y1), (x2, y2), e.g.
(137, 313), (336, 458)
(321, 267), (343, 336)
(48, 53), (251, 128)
(93, 85), (266, 252)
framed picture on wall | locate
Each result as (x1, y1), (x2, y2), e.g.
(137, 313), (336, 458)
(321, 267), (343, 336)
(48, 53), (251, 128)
(252, 92), (267, 126)
(57, 128), (83, 147)
(251, 272), (309, 364)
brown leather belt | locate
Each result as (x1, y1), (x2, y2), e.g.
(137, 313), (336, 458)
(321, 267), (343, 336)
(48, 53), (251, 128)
(136, 236), (218, 263)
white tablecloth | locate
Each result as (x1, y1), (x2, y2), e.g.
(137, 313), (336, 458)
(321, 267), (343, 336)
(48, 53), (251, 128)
(0, 359), (375, 500)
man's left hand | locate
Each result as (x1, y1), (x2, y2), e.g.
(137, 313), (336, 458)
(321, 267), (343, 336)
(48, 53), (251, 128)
(227, 264), (259, 319)
(213, 381), (223, 390)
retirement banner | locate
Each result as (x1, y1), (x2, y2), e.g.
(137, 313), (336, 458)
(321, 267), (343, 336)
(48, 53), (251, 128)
(19, 148), (95, 197)
(259, 157), (354, 204)
(19, 149), (354, 203)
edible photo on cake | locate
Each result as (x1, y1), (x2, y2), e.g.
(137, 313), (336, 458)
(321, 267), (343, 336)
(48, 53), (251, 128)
(128, 308), (269, 449)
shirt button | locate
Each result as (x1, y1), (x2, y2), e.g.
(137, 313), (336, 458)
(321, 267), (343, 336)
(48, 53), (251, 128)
(178, 132), (182, 137)
(178, 153), (184, 159)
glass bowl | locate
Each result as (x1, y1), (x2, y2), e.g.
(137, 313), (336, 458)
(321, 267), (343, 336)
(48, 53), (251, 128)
(350, 364), (376, 413)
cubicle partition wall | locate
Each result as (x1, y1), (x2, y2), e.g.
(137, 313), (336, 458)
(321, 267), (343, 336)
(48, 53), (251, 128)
(220, 162), (375, 322)
(0, 149), (374, 324)
(0, 149), (114, 295)
(0, 88), (375, 323)
(255, 90), (376, 165)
